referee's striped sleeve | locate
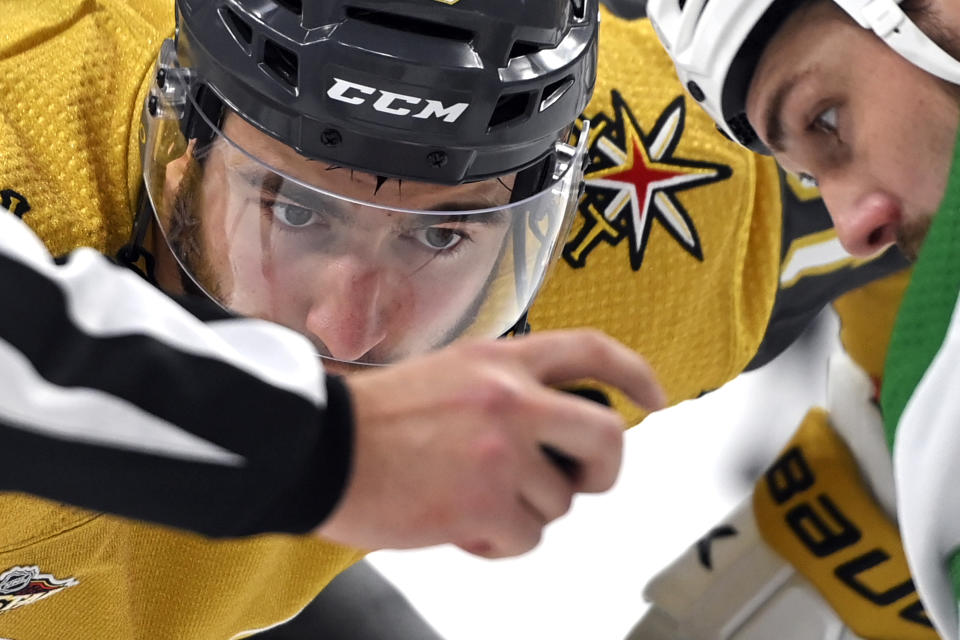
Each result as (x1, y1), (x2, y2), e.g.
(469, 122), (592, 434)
(0, 209), (352, 537)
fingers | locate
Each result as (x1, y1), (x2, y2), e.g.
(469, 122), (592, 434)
(532, 387), (625, 492)
(507, 330), (668, 410)
(456, 495), (551, 559)
(472, 465), (576, 558)
(454, 419), (597, 558)
(327, 329), (659, 559)
(522, 449), (577, 523)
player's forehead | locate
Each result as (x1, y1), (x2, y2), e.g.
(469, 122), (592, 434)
(218, 113), (515, 210)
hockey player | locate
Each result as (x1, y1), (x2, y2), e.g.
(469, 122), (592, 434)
(648, 0), (960, 637)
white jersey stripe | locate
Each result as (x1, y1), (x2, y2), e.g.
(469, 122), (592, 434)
(0, 337), (244, 466)
(0, 210), (325, 406)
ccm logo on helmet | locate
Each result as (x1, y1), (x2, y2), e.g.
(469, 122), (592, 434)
(327, 78), (469, 123)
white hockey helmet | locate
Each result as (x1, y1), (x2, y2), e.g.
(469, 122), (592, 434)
(647, 0), (960, 153)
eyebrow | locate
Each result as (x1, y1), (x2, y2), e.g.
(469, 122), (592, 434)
(237, 170), (354, 222)
(237, 170), (508, 225)
(762, 69), (812, 154)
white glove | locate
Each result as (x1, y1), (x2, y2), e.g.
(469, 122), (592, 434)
(626, 351), (937, 640)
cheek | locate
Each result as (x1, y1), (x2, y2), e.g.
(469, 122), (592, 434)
(881, 115), (956, 214)
(211, 202), (277, 310)
(408, 238), (503, 323)
(920, 114), (959, 213)
(197, 185), (235, 285)
(242, 239), (318, 321)
(867, 76), (960, 213)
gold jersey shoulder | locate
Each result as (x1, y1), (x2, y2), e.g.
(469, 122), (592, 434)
(0, 494), (364, 639)
(529, 10), (784, 423)
(0, 0), (171, 257)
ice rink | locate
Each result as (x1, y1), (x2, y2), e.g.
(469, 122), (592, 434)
(369, 310), (839, 639)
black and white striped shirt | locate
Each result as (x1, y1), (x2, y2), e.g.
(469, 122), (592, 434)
(0, 209), (352, 537)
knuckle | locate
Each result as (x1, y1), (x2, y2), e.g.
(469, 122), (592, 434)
(598, 415), (626, 450)
(579, 328), (615, 359)
(582, 410), (624, 451)
(457, 337), (503, 362)
(471, 431), (514, 471)
(472, 374), (522, 415)
(582, 432), (623, 492)
(445, 366), (522, 417)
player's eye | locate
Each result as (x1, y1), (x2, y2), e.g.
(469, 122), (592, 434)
(410, 226), (467, 251)
(272, 202), (322, 228)
(812, 106), (838, 135)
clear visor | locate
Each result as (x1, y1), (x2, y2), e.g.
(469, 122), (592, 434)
(142, 43), (588, 365)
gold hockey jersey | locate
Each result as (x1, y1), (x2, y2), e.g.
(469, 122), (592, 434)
(0, 1), (906, 638)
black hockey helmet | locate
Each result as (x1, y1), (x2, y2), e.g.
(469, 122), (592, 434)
(173, 0), (598, 183)
(138, 0), (597, 365)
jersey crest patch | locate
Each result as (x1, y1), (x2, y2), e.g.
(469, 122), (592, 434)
(0, 565), (78, 614)
(564, 91), (731, 270)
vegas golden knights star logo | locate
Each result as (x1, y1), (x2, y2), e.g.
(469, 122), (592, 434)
(0, 565), (78, 613)
(565, 91), (731, 270)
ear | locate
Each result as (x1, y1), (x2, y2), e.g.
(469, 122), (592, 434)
(162, 139), (197, 205)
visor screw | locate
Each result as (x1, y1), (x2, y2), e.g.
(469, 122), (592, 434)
(147, 95), (159, 117)
(156, 68), (167, 89)
(321, 128), (342, 147)
(427, 150), (448, 168)
(686, 81), (705, 102)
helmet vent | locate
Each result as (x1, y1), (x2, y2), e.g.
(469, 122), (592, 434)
(540, 75), (574, 112)
(263, 39), (299, 90)
(509, 40), (544, 59)
(220, 7), (253, 49)
(274, 0), (302, 15)
(345, 8), (473, 43)
(570, 0), (587, 22)
(726, 113), (757, 146)
(488, 92), (533, 130)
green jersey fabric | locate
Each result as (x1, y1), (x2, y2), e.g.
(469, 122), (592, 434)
(882, 120), (960, 631)
(881, 124), (960, 450)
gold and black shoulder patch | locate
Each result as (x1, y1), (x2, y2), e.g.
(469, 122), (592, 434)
(565, 91), (731, 271)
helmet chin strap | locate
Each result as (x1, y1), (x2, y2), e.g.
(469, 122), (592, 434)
(116, 187), (158, 284)
(835, 0), (960, 84)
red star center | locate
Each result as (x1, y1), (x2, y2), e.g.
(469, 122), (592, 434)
(596, 135), (690, 250)
(604, 137), (688, 200)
